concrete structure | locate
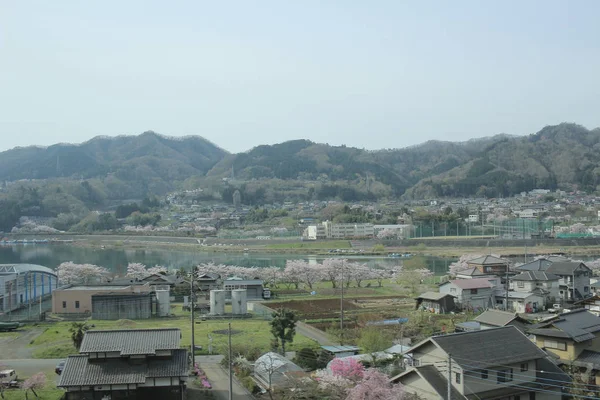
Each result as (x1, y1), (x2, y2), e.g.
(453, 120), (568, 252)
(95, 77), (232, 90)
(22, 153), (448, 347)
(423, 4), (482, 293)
(392, 326), (569, 399)
(209, 290), (226, 315)
(52, 284), (152, 314)
(415, 292), (456, 314)
(0, 264), (58, 313)
(155, 285), (171, 317)
(302, 221), (375, 240)
(223, 278), (264, 299)
(58, 328), (188, 400)
(231, 289), (247, 315)
(439, 278), (495, 312)
(91, 292), (153, 320)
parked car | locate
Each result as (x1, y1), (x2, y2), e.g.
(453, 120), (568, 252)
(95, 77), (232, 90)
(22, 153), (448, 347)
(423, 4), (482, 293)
(0, 369), (18, 387)
(55, 360), (66, 375)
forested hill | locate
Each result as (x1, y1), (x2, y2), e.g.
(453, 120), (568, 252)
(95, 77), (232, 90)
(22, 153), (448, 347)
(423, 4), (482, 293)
(0, 131), (228, 194)
(1, 123), (599, 208)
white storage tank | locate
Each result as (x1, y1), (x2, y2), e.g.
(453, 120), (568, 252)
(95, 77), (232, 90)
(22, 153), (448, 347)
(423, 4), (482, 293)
(231, 289), (247, 315)
(155, 285), (171, 317)
(210, 290), (226, 315)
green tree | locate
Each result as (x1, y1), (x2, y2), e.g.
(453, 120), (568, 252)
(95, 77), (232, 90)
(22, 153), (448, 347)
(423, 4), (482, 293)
(270, 308), (298, 355)
(294, 348), (319, 371)
(70, 322), (91, 350)
(357, 327), (393, 363)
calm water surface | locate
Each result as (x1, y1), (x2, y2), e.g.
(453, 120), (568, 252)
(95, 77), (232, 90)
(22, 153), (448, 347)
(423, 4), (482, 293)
(0, 244), (455, 275)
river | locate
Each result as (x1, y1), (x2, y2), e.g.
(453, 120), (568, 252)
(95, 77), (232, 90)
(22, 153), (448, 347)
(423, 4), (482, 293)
(0, 244), (455, 275)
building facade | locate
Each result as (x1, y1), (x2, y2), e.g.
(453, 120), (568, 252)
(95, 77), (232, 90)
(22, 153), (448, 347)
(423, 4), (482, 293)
(52, 284), (152, 314)
(0, 264), (58, 313)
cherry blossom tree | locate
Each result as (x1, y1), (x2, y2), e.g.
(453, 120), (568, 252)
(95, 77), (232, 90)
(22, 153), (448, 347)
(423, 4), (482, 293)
(316, 358), (365, 399)
(57, 262), (109, 284)
(346, 369), (405, 400)
(257, 267), (283, 288)
(284, 260), (323, 290)
(448, 254), (484, 276)
(147, 265), (168, 275)
(329, 357), (365, 381)
(126, 263), (148, 279)
(22, 372), (46, 399)
(322, 259), (345, 288)
(377, 229), (397, 239)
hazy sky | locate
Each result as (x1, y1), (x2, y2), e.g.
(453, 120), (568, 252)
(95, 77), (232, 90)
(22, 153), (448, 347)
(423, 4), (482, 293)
(2, 1), (600, 153)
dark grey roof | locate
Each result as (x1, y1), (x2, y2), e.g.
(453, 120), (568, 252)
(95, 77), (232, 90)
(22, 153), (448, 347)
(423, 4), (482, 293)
(515, 259), (553, 272)
(416, 291), (454, 301)
(59, 349), (188, 387)
(511, 271), (559, 281)
(529, 309), (600, 343)
(79, 328), (181, 355)
(473, 310), (516, 327)
(431, 326), (547, 369)
(456, 267), (485, 276)
(391, 366), (465, 400)
(224, 279), (263, 286)
(546, 262), (590, 275)
(197, 272), (220, 280)
(575, 350), (600, 366)
(467, 255), (508, 265)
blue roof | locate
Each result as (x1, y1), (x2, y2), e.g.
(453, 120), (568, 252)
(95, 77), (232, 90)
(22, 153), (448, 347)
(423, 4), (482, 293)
(321, 345), (360, 353)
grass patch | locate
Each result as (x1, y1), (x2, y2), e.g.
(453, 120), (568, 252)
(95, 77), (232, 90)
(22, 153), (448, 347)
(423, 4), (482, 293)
(266, 240), (351, 250)
(31, 317), (320, 359)
(0, 388), (65, 400)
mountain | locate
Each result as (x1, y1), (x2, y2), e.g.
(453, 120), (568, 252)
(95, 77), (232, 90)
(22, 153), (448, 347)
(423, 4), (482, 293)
(1, 123), (599, 210)
(0, 131), (228, 196)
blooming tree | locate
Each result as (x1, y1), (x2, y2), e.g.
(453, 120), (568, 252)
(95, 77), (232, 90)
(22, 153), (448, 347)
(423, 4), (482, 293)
(57, 262), (109, 284)
(346, 369), (405, 400)
(377, 229), (397, 239)
(316, 358), (366, 399)
(329, 357), (365, 381)
(126, 263), (148, 279)
(22, 372), (46, 399)
(448, 254), (483, 276)
(284, 260), (323, 290)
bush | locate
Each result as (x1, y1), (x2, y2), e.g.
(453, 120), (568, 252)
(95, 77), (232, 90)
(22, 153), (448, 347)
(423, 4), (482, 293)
(240, 376), (261, 394)
(294, 348), (318, 371)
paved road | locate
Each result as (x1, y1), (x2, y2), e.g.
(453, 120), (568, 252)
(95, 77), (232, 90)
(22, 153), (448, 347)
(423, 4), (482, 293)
(197, 356), (253, 400)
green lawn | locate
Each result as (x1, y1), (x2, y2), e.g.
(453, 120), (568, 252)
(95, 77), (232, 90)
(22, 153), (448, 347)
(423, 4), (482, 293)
(30, 317), (320, 359)
(265, 240), (351, 250)
(0, 366), (65, 400)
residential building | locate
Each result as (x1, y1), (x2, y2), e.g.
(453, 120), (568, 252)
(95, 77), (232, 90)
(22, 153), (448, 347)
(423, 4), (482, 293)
(223, 278), (264, 299)
(545, 262), (591, 302)
(439, 278), (494, 311)
(499, 290), (546, 313)
(195, 272), (221, 291)
(454, 268), (494, 280)
(528, 309), (600, 385)
(510, 271), (560, 308)
(254, 352), (305, 390)
(52, 284), (153, 314)
(58, 328), (188, 400)
(415, 292), (456, 314)
(0, 264), (58, 313)
(320, 345), (360, 358)
(473, 309), (528, 332)
(302, 221), (375, 240)
(392, 326), (568, 399)
(466, 256), (510, 276)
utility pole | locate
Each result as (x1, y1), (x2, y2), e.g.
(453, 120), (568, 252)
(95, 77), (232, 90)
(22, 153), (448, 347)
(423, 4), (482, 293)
(190, 277), (195, 369)
(447, 353), (452, 400)
(505, 265), (510, 311)
(228, 322), (233, 400)
(340, 260), (344, 345)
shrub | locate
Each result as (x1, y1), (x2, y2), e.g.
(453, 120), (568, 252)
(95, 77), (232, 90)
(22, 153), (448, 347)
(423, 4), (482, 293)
(240, 376), (260, 394)
(294, 348), (318, 371)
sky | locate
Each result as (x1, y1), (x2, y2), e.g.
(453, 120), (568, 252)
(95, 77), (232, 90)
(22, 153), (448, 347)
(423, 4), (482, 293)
(1, 1), (600, 154)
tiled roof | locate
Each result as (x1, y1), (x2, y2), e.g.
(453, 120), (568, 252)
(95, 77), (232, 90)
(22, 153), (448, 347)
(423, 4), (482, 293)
(431, 326), (547, 369)
(511, 271), (559, 281)
(59, 349), (188, 387)
(79, 328), (181, 355)
(528, 309), (600, 343)
(546, 262), (589, 275)
(466, 255), (508, 265)
(456, 267), (485, 276)
(450, 278), (493, 289)
(391, 366), (466, 400)
(575, 350), (600, 365)
(515, 259), (552, 272)
(473, 310), (516, 327)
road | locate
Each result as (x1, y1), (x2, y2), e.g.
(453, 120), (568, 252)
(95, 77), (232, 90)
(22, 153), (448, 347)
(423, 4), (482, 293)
(0, 358), (61, 377)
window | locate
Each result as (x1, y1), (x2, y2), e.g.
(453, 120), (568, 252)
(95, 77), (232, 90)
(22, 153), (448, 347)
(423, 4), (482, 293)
(585, 286), (589, 292)
(481, 369), (488, 379)
(471, 289), (478, 294)
(544, 340), (567, 351)
(520, 363), (528, 372)
(62, 301), (66, 309)
(497, 368), (513, 383)
(517, 281), (524, 288)
(75, 301), (80, 309)
(450, 288), (456, 293)
(455, 373), (461, 384)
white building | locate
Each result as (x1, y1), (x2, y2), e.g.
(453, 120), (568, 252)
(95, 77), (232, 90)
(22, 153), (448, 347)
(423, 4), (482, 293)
(439, 278), (495, 311)
(468, 214), (479, 223)
(302, 221), (374, 240)
(0, 264), (58, 313)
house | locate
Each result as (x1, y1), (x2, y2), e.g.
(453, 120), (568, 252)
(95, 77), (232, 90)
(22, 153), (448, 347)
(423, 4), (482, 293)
(391, 326), (569, 399)
(52, 284), (153, 314)
(545, 262), (591, 302)
(473, 309), (528, 332)
(415, 292), (456, 314)
(575, 295), (600, 316)
(528, 309), (600, 385)
(0, 264), (58, 314)
(509, 271), (560, 307)
(454, 268), (494, 280)
(58, 328), (188, 400)
(195, 272), (220, 291)
(514, 259), (553, 272)
(254, 352), (305, 390)
(498, 290), (546, 313)
(466, 255), (510, 276)
(439, 278), (494, 312)
(110, 274), (182, 288)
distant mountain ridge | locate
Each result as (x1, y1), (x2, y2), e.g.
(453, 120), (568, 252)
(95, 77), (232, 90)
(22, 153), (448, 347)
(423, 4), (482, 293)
(0, 123), (598, 203)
